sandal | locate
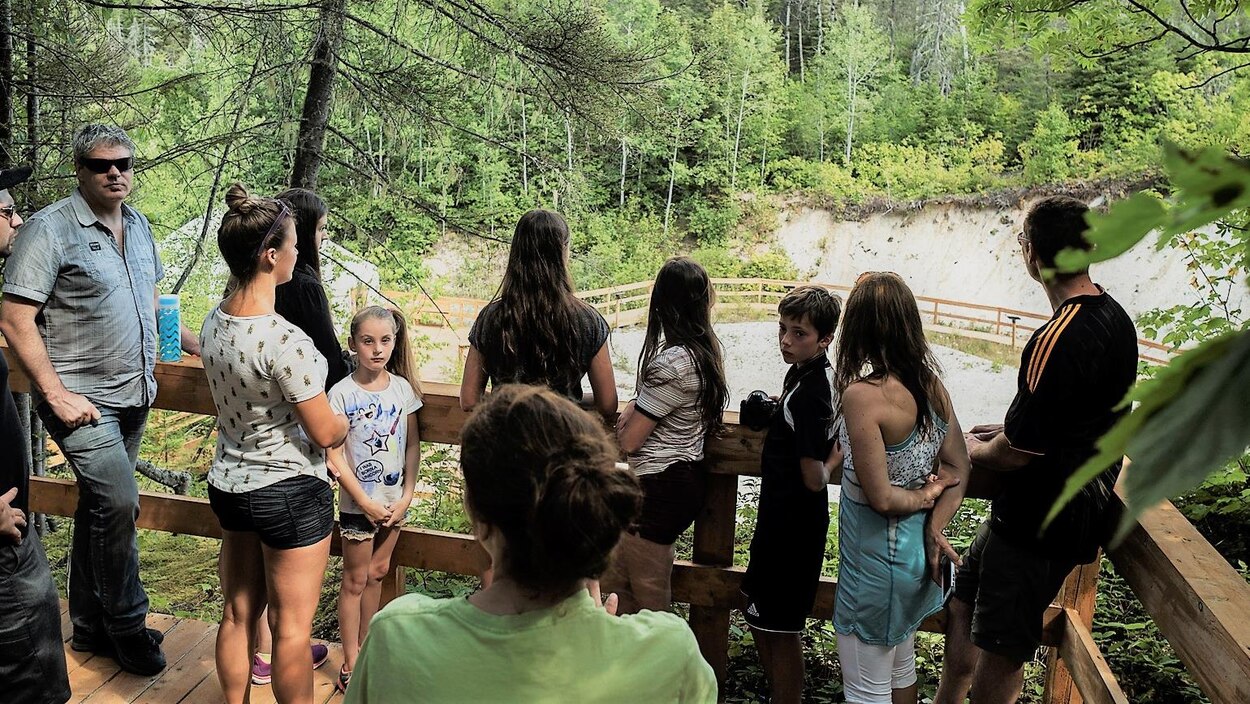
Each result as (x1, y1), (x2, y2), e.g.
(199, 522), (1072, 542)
(335, 664), (352, 693)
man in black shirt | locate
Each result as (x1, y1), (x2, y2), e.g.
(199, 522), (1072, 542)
(0, 165), (72, 703)
(935, 196), (1138, 704)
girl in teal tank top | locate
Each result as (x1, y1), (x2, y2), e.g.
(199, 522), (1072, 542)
(831, 273), (970, 704)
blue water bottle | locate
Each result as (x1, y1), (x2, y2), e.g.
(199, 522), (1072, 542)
(157, 294), (182, 363)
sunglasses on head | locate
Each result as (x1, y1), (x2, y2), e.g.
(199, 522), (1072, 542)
(79, 157), (134, 174)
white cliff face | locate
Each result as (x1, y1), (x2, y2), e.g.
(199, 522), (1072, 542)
(775, 202), (1247, 323)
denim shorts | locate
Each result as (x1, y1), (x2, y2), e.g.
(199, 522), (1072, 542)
(339, 512), (378, 541)
(208, 474), (334, 549)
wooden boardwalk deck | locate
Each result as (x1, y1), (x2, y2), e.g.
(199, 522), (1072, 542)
(60, 602), (345, 703)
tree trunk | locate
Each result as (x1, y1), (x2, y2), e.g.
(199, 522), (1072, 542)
(564, 109), (573, 170)
(797, 0), (805, 82)
(664, 122), (679, 236)
(731, 70), (748, 188)
(289, 0), (345, 190)
(845, 62), (855, 165)
(619, 135), (627, 208)
(818, 113), (825, 162)
(783, 1), (792, 74)
(0, 0), (14, 167)
(520, 92), (529, 195)
(23, 1), (36, 193)
(816, 0), (824, 55)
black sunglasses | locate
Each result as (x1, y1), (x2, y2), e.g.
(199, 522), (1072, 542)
(79, 157), (134, 174)
(0, 205), (15, 221)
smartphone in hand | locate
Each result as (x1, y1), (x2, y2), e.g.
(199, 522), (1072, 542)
(940, 554), (957, 604)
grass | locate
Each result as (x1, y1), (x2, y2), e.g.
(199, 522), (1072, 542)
(926, 330), (1022, 369)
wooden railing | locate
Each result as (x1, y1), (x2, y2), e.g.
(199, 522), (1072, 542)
(389, 278), (1174, 365)
(8, 351), (1248, 703)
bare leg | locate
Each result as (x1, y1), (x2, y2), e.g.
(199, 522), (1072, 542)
(935, 597), (978, 704)
(602, 532), (674, 614)
(598, 538), (637, 615)
(256, 608), (273, 654)
(623, 534), (676, 613)
(338, 536), (373, 673)
(753, 628), (804, 704)
(970, 650), (1025, 704)
(216, 530), (267, 704)
(891, 682), (918, 704)
(359, 526), (402, 646)
(264, 535), (331, 704)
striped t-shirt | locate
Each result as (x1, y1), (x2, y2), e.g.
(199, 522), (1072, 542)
(629, 346), (707, 477)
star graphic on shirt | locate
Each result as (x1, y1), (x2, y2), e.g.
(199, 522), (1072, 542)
(364, 429), (390, 456)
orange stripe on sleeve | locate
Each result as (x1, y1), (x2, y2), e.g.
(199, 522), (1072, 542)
(1025, 314), (1062, 390)
(1028, 304), (1081, 392)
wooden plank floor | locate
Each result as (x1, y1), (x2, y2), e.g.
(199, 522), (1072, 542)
(59, 602), (345, 703)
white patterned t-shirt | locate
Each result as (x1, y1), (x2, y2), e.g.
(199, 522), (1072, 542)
(201, 307), (330, 493)
(328, 373), (422, 514)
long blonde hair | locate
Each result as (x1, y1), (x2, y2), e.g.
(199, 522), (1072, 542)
(350, 306), (422, 397)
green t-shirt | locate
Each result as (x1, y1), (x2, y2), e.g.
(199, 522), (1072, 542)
(344, 590), (717, 703)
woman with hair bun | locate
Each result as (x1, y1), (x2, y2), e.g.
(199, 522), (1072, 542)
(344, 385), (716, 703)
(200, 183), (348, 704)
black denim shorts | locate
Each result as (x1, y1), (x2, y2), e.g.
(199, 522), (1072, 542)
(209, 474), (334, 549)
(633, 460), (708, 545)
(338, 512), (379, 541)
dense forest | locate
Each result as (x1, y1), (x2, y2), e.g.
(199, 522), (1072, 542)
(4, 2), (1249, 701)
(4, 0), (1249, 299)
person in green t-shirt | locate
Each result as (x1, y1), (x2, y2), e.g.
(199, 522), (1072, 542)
(344, 384), (718, 703)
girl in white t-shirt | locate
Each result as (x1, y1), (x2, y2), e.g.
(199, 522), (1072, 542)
(327, 306), (423, 692)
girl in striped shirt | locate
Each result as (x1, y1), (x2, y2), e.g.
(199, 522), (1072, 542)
(607, 257), (728, 613)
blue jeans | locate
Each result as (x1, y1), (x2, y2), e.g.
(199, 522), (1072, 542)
(0, 530), (71, 703)
(39, 403), (151, 638)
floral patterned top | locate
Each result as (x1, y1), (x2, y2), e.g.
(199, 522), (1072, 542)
(200, 306), (329, 493)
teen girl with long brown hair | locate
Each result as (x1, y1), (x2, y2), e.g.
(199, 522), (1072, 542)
(606, 256), (728, 613)
(459, 209), (616, 419)
(832, 272), (969, 703)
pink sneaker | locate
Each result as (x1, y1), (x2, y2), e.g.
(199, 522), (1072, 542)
(251, 645), (330, 685)
(251, 654), (272, 686)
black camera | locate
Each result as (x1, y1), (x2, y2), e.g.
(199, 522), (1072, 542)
(740, 390), (779, 431)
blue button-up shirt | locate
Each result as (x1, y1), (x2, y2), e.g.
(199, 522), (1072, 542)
(2, 188), (164, 408)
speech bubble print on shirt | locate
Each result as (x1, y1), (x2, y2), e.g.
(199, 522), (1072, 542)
(355, 459), (385, 483)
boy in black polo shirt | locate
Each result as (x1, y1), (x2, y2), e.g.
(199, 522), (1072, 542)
(742, 285), (843, 704)
(935, 196), (1138, 704)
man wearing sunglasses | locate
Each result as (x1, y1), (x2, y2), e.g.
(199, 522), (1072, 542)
(0, 164), (72, 704)
(0, 124), (198, 677)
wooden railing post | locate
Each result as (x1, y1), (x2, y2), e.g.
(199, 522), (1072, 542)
(379, 565), (407, 608)
(1043, 555), (1102, 704)
(689, 472), (738, 688)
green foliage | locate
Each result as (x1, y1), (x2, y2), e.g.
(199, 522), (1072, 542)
(1019, 103), (1081, 184)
